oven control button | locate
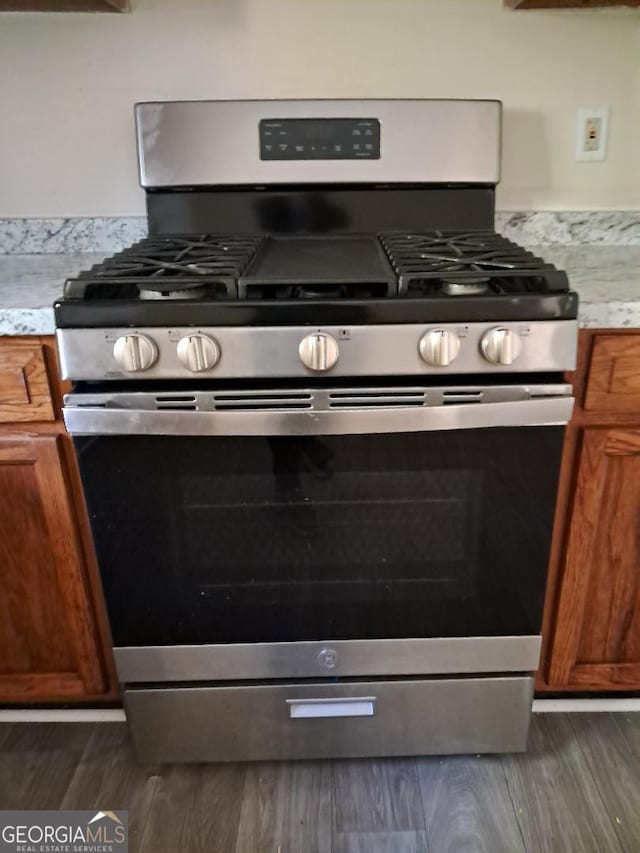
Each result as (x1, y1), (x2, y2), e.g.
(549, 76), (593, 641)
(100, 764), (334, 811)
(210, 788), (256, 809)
(299, 333), (339, 372)
(480, 327), (523, 365)
(419, 329), (461, 366)
(176, 334), (220, 372)
(113, 333), (158, 372)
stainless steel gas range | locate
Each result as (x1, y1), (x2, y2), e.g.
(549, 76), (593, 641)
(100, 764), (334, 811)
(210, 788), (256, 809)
(56, 99), (577, 762)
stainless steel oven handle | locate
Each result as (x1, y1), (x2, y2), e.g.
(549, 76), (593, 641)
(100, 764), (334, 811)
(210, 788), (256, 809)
(286, 697), (376, 719)
(63, 395), (574, 436)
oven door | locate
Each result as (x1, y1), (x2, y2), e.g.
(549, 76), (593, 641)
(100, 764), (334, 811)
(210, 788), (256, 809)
(65, 382), (572, 682)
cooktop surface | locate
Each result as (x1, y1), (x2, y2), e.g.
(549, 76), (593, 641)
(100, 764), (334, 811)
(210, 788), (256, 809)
(55, 231), (577, 327)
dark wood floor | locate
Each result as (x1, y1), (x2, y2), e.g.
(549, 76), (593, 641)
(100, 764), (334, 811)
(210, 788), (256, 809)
(1, 713), (638, 852)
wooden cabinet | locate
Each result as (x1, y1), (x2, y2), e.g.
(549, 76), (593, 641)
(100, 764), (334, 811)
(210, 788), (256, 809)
(0, 340), (54, 423)
(540, 330), (640, 692)
(0, 336), (117, 704)
(585, 335), (640, 413)
(0, 435), (106, 699)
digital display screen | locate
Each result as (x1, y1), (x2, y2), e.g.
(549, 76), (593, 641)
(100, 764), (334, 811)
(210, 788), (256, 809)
(260, 118), (381, 161)
(298, 121), (333, 140)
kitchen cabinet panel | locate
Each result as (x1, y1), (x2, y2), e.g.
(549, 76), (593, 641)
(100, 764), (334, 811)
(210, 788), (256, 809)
(0, 341), (54, 423)
(585, 334), (640, 414)
(547, 424), (640, 688)
(0, 433), (107, 701)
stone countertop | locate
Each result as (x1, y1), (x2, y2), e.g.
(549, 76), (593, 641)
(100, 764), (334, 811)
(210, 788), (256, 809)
(528, 245), (640, 329)
(0, 253), (105, 335)
(0, 246), (638, 336)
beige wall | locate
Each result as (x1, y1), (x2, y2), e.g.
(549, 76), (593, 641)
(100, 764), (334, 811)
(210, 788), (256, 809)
(0, 0), (638, 216)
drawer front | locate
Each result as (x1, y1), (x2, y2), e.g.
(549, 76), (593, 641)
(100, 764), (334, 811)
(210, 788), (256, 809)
(0, 341), (54, 422)
(585, 334), (640, 414)
(125, 676), (534, 762)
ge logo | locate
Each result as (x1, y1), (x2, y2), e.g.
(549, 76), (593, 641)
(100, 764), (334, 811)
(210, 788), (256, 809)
(317, 648), (338, 670)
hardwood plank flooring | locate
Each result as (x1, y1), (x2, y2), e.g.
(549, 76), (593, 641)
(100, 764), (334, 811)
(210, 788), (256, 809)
(138, 762), (247, 853)
(569, 713), (640, 853)
(416, 754), (526, 853)
(61, 722), (159, 853)
(500, 714), (625, 853)
(234, 761), (332, 853)
(0, 714), (638, 853)
(333, 830), (429, 853)
(615, 712), (640, 755)
(0, 723), (92, 809)
(333, 759), (425, 834)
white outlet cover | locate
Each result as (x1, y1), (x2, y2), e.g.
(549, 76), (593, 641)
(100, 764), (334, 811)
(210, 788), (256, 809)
(575, 107), (609, 162)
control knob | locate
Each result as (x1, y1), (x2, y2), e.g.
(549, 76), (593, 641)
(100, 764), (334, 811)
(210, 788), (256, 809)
(298, 333), (339, 372)
(113, 333), (158, 372)
(480, 327), (522, 365)
(419, 329), (461, 366)
(177, 333), (220, 372)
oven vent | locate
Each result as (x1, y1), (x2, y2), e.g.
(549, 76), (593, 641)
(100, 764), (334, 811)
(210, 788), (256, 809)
(213, 392), (313, 412)
(442, 391), (483, 405)
(328, 390), (426, 409)
(155, 395), (198, 411)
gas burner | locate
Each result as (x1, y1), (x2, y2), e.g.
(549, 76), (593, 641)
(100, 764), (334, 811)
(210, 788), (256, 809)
(442, 280), (490, 296)
(380, 231), (569, 297)
(65, 234), (264, 302)
(138, 283), (209, 301)
(295, 285), (347, 300)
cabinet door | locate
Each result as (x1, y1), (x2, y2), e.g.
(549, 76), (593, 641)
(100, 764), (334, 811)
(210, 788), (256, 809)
(548, 427), (640, 688)
(0, 340), (54, 423)
(585, 335), (640, 414)
(0, 434), (106, 700)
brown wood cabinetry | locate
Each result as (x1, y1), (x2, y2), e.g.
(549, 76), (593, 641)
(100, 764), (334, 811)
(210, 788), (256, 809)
(540, 330), (640, 692)
(0, 336), (117, 703)
(0, 340), (55, 423)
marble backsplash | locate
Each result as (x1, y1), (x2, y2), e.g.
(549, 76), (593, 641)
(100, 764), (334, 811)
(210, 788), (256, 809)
(0, 211), (638, 254)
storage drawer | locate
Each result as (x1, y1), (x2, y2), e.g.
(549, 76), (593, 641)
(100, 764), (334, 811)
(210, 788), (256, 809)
(0, 341), (54, 422)
(125, 676), (534, 762)
(585, 334), (640, 413)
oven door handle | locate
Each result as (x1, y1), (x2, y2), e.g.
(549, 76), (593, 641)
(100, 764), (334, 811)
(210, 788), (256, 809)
(63, 395), (574, 436)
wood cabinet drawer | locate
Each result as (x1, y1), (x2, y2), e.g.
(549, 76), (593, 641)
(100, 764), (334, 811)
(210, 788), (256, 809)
(0, 340), (54, 422)
(585, 334), (640, 414)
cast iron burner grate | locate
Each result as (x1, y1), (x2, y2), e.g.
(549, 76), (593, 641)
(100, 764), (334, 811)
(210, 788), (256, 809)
(380, 231), (569, 296)
(65, 235), (264, 301)
(62, 230), (570, 305)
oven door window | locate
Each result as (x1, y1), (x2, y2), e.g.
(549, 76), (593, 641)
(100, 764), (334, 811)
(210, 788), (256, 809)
(74, 428), (564, 646)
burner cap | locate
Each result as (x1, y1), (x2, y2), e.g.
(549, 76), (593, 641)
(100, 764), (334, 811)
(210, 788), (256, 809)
(138, 283), (209, 301)
(442, 279), (489, 296)
(295, 285), (347, 300)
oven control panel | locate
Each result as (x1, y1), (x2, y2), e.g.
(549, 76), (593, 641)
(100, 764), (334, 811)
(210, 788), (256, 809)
(57, 321), (578, 381)
(259, 118), (381, 160)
